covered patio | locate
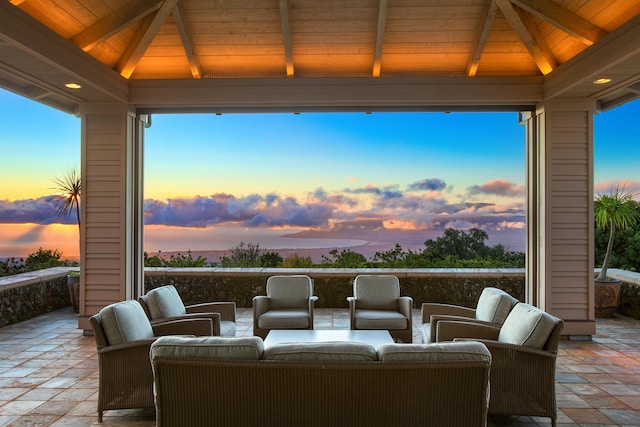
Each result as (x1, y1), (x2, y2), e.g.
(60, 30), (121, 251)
(0, 307), (639, 426)
(2, 0), (640, 337)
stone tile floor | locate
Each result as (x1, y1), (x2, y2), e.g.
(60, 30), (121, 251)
(1, 307), (640, 426)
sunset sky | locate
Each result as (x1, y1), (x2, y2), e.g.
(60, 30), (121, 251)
(1, 88), (639, 260)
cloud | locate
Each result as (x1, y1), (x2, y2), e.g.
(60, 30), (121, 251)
(595, 179), (640, 199)
(0, 196), (63, 224)
(407, 178), (447, 192)
(0, 176), (528, 245)
(344, 184), (403, 199)
(467, 179), (525, 197)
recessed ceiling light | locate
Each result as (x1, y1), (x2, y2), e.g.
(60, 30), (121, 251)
(593, 78), (612, 85)
(65, 83), (82, 89)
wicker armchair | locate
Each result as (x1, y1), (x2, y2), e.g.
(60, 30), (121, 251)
(253, 275), (318, 339)
(347, 275), (413, 343)
(139, 285), (236, 336)
(420, 286), (518, 343)
(90, 300), (214, 422)
(437, 303), (564, 427)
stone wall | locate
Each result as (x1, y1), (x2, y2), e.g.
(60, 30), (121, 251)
(610, 269), (640, 319)
(1, 267), (529, 328)
(0, 267), (74, 328)
(143, 268), (526, 308)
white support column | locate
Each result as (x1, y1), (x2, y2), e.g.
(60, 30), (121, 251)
(77, 103), (145, 331)
(525, 98), (596, 336)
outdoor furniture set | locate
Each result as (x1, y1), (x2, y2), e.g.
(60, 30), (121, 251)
(89, 275), (564, 426)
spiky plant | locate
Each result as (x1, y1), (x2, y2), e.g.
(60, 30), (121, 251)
(595, 185), (640, 281)
(52, 169), (81, 235)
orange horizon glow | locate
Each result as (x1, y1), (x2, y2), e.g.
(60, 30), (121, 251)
(0, 223), (79, 260)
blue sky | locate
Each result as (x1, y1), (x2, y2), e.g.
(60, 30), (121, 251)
(1, 88), (639, 259)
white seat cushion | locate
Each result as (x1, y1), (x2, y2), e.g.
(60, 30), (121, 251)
(264, 342), (377, 362)
(145, 285), (187, 319)
(150, 336), (263, 360)
(378, 341), (491, 363)
(99, 300), (155, 346)
(258, 309), (310, 329)
(354, 309), (407, 330)
(475, 287), (518, 324)
(499, 303), (557, 348)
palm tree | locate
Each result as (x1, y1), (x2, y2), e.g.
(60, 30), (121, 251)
(52, 169), (81, 234)
(594, 185), (640, 281)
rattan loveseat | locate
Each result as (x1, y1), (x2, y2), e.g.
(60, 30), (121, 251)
(150, 336), (492, 427)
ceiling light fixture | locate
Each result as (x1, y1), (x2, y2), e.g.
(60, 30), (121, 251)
(65, 82), (82, 89)
(593, 78), (612, 85)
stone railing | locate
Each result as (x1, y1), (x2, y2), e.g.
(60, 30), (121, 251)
(0, 267), (77, 328)
(11, 267), (640, 327)
(2, 267), (526, 328)
(144, 267), (526, 308)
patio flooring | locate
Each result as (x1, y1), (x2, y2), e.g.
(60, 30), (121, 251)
(1, 308), (640, 426)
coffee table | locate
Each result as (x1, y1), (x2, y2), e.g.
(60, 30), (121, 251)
(263, 329), (394, 349)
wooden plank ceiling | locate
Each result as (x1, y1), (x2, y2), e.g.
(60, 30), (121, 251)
(9, 0), (640, 80)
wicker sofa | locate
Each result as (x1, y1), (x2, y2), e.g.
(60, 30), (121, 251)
(150, 336), (492, 427)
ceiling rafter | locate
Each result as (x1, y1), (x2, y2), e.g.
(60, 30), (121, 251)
(372, 0), (388, 77)
(467, 0), (498, 77)
(70, 0), (163, 52)
(510, 0), (607, 46)
(279, 0), (294, 77)
(117, 0), (178, 79)
(496, 0), (556, 75)
(171, 2), (201, 79)
(516, 5), (558, 71)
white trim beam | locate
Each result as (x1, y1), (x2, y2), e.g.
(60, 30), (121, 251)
(0, 1), (128, 102)
(129, 76), (543, 111)
(545, 13), (640, 100)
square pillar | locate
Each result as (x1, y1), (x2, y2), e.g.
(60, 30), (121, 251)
(525, 98), (596, 336)
(77, 103), (145, 331)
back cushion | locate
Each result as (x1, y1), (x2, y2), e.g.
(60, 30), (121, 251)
(378, 341), (491, 364)
(99, 300), (155, 346)
(264, 342), (377, 362)
(150, 336), (264, 361)
(354, 275), (400, 310)
(499, 303), (557, 348)
(267, 275), (312, 309)
(475, 287), (518, 323)
(145, 285), (187, 319)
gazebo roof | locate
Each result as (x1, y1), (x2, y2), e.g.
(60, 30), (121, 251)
(1, 0), (639, 113)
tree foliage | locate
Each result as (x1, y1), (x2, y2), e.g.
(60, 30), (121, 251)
(594, 198), (640, 273)
(0, 248), (74, 277)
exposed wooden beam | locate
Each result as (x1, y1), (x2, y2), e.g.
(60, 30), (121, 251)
(467, 0), (498, 77)
(279, 0), (294, 77)
(70, 0), (163, 52)
(0, 1), (128, 102)
(545, 13), (640, 99)
(172, 2), (201, 79)
(129, 76), (543, 112)
(510, 0), (607, 46)
(496, 0), (556, 75)
(372, 0), (388, 77)
(117, 0), (178, 79)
